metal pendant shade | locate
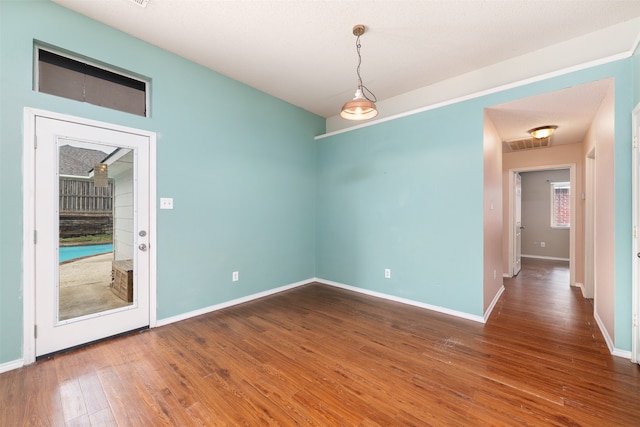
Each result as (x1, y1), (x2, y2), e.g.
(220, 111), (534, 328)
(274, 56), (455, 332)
(340, 89), (378, 120)
(340, 25), (378, 121)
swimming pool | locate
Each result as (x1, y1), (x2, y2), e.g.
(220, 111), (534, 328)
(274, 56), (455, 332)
(59, 243), (113, 262)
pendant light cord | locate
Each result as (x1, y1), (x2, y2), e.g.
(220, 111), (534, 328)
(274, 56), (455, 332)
(355, 34), (377, 103)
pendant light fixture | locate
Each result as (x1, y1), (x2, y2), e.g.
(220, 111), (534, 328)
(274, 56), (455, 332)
(340, 25), (378, 121)
(528, 125), (558, 139)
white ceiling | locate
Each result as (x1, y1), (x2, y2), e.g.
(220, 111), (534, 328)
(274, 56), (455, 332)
(52, 0), (639, 143)
(487, 78), (613, 150)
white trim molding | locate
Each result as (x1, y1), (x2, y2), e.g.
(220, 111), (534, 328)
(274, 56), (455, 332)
(0, 359), (24, 375)
(612, 348), (633, 360)
(484, 285), (505, 323)
(158, 277), (489, 330)
(22, 109), (37, 365)
(155, 278), (312, 327)
(316, 278), (486, 324)
(632, 102), (640, 364)
(594, 311), (633, 360)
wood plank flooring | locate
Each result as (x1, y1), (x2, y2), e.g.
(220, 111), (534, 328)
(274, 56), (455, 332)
(2, 258), (639, 425)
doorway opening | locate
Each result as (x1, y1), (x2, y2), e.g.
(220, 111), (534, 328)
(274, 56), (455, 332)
(507, 165), (576, 287)
(485, 78), (616, 355)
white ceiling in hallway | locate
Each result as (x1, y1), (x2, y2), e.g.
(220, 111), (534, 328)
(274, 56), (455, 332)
(486, 79), (613, 151)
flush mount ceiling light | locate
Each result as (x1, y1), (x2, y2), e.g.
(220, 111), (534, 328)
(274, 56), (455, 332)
(528, 125), (558, 139)
(340, 25), (378, 121)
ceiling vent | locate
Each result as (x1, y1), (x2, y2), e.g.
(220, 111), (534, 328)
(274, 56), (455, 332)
(505, 137), (552, 151)
(126, 0), (150, 7)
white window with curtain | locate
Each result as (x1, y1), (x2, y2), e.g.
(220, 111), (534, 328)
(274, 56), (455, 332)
(551, 181), (570, 228)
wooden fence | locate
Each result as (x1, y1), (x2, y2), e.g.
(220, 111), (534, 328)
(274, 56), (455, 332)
(60, 178), (113, 212)
(59, 178), (113, 238)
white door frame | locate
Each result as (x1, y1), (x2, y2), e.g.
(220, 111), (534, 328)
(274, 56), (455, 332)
(22, 108), (157, 364)
(506, 164), (576, 287)
(632, 102), (640, 364)
(513, 172), (522, 276)
(584, 148), (596, 300)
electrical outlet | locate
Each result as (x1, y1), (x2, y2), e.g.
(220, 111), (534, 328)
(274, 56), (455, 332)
(540, 242), (546, 248)
(232, 271), (239, 282)
(384, 268), (391, 279)
(160, 197), (173, 209)
(493, 269), (496, 280)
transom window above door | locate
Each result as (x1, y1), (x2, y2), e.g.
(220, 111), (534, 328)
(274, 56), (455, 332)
(34, 44), (149, 117)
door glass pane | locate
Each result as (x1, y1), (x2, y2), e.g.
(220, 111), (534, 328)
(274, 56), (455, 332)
(58, 139), (134, 322)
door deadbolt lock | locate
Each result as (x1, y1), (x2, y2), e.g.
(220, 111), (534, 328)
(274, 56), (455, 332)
(139, 243), (147, 251)
(139, 230), (147, 237)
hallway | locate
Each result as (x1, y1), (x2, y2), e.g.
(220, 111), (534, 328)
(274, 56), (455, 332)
(496, 257), (586, 336)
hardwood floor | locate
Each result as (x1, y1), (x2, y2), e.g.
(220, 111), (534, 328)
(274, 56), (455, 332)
(2, 258), (639, 426)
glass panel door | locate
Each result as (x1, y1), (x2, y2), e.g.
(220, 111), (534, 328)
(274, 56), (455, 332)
(34, 115), (150, 357)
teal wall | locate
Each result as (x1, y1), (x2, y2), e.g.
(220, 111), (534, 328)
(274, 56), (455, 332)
(0, 1), (324, 364)
(317, 103), (485, 315)
(613, 58), (634, 351)
(317, 61), (635, 346)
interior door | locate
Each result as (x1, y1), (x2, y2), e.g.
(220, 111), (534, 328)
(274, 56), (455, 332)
(514, 172), (522, 276)
(34, 116), (150, 357)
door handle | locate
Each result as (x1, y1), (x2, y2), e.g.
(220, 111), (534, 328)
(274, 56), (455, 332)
(138, 243), (147, 251)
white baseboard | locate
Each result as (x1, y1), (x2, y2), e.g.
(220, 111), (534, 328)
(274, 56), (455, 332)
(0, 359), (24, 374)
(612, 348), (633, 359)
(157, 277), (485, 329)
(521, 254), (570, 262)
(593, 311), (632, 360)
(484, 285), (505, 323)
(155, 278), (313, 327)
(315, 278), (485, 324)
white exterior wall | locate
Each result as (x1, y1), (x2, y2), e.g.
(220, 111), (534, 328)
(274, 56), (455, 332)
(112, 152), (134, 261)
